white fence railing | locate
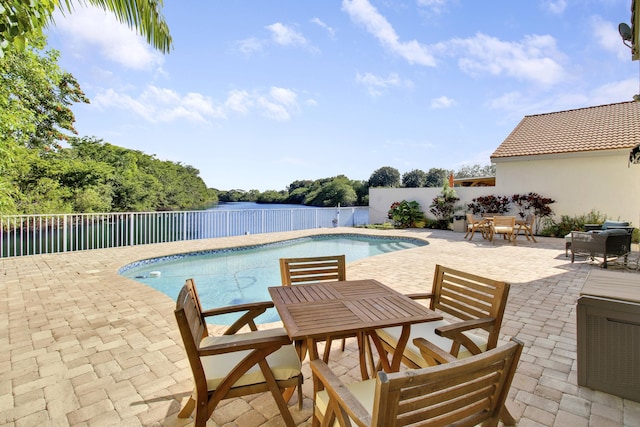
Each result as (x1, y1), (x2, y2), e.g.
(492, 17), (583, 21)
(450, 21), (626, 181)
(0, 207), (370, 258)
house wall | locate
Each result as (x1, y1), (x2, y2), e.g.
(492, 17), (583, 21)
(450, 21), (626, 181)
(369, 149), (640, 227)
(369, 187), (494, 224)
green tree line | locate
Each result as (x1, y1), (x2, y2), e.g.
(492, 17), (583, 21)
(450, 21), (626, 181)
(0, 37), (215, 214)
(217, 164), (496, 208)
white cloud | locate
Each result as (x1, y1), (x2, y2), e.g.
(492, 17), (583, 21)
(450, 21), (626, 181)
(255, 87), (301, 120)
(52, 6), (163, 70)
(487, 77), (638, 119)
(342, 0), (436, 66)
(236, 37), (265, 54)
(356, 72), (413, 97)
(270, 87), (298, 106)
(541, 0), (567, 15)
(94, 85), (303, 123)
(591, 15), (630, 61)
(445, 33), (566, 87)
(266, 23), (308, 47)
(589, 78), (640, 104)
(416, 0), (449, 14)
(430, 96), (456, 109)
(225, 90), (253, 114)
(311, 17), (336, 38)
(236, 23), (315, 55)
(93, 86), (224, 123)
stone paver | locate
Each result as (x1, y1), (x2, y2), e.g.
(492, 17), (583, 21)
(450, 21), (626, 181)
(1, 227), (639, 426)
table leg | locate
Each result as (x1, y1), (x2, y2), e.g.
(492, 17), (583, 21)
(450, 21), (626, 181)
(356, 332), (375, 380)
(369, 325), (410, 373)
(390, 325), (410, 372)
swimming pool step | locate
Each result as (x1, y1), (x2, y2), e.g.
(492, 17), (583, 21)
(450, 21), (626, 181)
(377, 241), (418, 252)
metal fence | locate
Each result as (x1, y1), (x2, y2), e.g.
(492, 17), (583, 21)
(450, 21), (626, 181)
(0, 206), (370, 258)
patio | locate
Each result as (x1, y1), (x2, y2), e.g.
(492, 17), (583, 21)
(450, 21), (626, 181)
(1, 227), (639, 426)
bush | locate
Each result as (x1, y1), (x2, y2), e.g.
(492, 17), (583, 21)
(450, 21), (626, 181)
(388, 200), (425, 228)
(467, 195), (510, 214)
(429, 185), (460, 229)
(425, 218), (449, 229)
(539, 210), (608, 237)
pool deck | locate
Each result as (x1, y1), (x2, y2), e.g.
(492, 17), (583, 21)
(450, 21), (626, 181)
(2, 227), (640, 426)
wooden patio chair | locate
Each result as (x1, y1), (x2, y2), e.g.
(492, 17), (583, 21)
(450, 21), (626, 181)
(174, 279), (303, 427)
(465, 213), (489, 240)
(375, 264), (514, 424)
(375, 264), (510, 369)
(490, 215), (516, 243)
(311, 337), (523, 427)
(280, 255), (359, 361)
(514, 214), (536, 242)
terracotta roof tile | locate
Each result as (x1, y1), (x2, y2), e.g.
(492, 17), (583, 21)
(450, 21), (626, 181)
(491, 101), (640, 159)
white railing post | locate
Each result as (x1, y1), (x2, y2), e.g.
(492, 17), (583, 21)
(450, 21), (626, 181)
(130, 213), (135, 246)
(183, 211), (187, 241)
(63, 214), (68, 253)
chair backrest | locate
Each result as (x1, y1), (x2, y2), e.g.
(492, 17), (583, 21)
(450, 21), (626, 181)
(525, 213), (535, 225)
(174, 283), (209, 397)
(431, 264), (510, 349)
(466, 213), (479, 224)
(370, 338), (523, 426)
(279, 255), (346, 285)
(492, 215), (515, 227)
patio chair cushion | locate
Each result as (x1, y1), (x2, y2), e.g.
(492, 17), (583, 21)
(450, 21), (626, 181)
(376, 320), (488, 368)
(602, 221), (629, 229)
(315, 378), (377, 424)
(200, 328), (302, 391)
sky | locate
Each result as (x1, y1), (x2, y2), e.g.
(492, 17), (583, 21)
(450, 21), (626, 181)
(45, 0), (640, 192)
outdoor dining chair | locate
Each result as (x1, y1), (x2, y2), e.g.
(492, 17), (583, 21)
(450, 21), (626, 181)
(514, 214), (536, 242)
(375, 264), (510, 368)
(279, 255), (356, 361)
(374, 264), (514, 423)
(465, 213), (489, 240)
(174, 279), (303, 427)
(489, 215), (516, 243)
(311, 337), (523, 426)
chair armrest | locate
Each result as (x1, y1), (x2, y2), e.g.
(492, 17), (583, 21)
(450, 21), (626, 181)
(436, 317), (496, 335)
(310, 359), (372, 426)
(435, 318), (496, 356)
(405, 292), (434, 301)
(201, 301), (274, 335)
(201, 301), (274, 317)
(413, 337), (457, 365)
(199, 333), (292, 356)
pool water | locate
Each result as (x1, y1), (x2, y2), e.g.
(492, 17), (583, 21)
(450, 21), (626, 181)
(120, 234), (427, 324)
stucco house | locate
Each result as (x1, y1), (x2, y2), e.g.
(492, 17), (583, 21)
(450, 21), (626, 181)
(369, 101), (640, 227)
(491, 101), (640, 226)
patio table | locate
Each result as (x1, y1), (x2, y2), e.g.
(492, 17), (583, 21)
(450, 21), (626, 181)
(268, 279), (442, 380)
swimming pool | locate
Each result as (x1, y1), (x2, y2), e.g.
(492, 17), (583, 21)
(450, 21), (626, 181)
(120, 233), (427, 324)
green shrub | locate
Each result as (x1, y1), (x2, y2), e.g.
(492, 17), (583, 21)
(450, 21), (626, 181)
(429, 184), (460, 228)
(540, 210), (610, 237)
(388, 200), (425, 228)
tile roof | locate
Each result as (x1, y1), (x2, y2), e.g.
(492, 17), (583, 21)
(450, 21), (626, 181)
(491, 101), (640, 159)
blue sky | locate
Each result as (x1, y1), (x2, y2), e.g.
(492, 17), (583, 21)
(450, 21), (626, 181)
(45, 0), (639, 191)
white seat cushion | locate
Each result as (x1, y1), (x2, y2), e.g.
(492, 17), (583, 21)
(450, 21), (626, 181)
(493, 226), (513, 233)
(200, 327), (301, 391)
(315, 378), (376, 426)
(376, 320), (488, 368)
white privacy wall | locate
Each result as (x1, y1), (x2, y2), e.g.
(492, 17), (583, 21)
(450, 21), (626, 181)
(369, 149), (640, 227)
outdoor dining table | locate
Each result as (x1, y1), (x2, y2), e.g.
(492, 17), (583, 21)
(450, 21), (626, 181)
(267, 279), (443, 381)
